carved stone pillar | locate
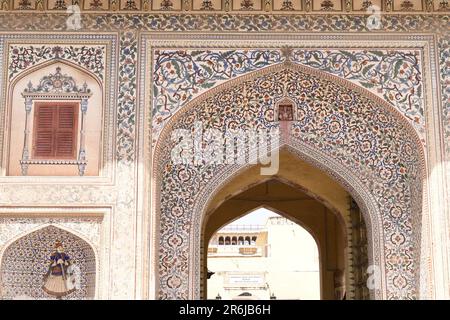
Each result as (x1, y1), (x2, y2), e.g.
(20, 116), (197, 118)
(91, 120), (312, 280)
(20, 97), (33, 175)
(78, 95), (89, 176)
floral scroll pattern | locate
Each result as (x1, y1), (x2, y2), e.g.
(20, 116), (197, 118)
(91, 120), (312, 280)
(8, 45), (106, 80)
(291, 49), (424, 137)
(152, 48), (425, 144)
(0, 14), (447, 34)
(117, 32), (138, 162)
(438, 36), (450, 156)
(152, 49), (284, 143)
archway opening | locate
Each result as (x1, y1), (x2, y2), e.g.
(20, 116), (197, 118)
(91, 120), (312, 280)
(154, 64), (424, 299)
(207, 207), (321, 300)
(200, 154), (371, 300)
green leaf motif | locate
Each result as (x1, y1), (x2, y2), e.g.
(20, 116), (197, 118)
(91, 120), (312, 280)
(393, 60), (403, 77)
(360, 82), (376, 89)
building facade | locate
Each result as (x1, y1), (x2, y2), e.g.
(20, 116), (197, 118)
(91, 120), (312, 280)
(207, 216), (321, 300)
(0, 3), (448, 300)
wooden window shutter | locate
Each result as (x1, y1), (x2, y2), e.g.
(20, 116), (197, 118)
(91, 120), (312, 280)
(33, 103), (78, 159)
(33, 104), (55, 158)
(55, 105), (77, 158)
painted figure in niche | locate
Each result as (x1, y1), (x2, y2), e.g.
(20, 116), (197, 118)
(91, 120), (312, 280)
(278, 104), (294, 121)
(42, 241), (76, 298)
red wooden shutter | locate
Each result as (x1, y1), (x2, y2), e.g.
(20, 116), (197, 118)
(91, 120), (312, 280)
(33, 103), (78, 159)
(55, 105), (77, 158)
(33, 104), (55, 158)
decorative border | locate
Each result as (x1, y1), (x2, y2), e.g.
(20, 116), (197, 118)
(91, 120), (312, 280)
(0, 13), (447, 33)
(8, 44), (106, 81)
(0, 1), (449, 13)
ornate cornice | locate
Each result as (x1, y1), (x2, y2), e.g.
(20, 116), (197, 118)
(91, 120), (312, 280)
(22, 66), (92, 98)
(0, 13), (446, 36)
(0, 0), (448, 13)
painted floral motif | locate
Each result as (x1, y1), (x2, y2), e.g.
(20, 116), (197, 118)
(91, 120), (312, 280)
(156, 67), (422, 300)
(0, 14), (447, 33)
(292, 49), (424, 137)
(438, 36), (450, 156)
(8, 45), (106, 80)
(117, 32), (138, 162)
(152, 49), (284, 142)
(153, 48), (425, 144)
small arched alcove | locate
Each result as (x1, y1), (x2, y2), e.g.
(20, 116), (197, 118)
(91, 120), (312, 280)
(0, 225), (96, 299)
(6, 60), (104, 176)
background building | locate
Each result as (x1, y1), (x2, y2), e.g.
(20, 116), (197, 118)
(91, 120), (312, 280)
(207, 213), (321, 300)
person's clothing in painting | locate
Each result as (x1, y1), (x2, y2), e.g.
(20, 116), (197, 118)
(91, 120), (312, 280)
(42, 242), (76, 298)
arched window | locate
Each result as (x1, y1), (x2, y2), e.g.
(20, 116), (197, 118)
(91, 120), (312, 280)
(218, 237), (224, 245)
(238, 236), (244, 245)
(225, 237), (231, 245)
(20, 67), (92, 176)
(251, 236), (257, 245)
(245, 236), (251, 245)
(231, 237), (237, 245)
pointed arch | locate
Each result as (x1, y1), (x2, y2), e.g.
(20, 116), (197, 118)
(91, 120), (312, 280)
(197, 146), (368, 300)
(0, 223), (98, 265)
(205, 202), (324, 277)
(4, 58), (105, 176)
(152, 62), (427, 300)
(206, 205), (322, 300)
(8, 58), (103, 90)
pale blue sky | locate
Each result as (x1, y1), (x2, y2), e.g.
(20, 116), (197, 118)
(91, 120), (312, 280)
(228, 208), (279, 226)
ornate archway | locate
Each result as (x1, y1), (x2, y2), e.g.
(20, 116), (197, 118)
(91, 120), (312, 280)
(153, 62), (426, 300)
(202, 176), (348, 300)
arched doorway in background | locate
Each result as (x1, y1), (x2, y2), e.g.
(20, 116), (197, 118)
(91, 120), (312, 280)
(201, 155), (369, 300)
(207, 207), (322, 300)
